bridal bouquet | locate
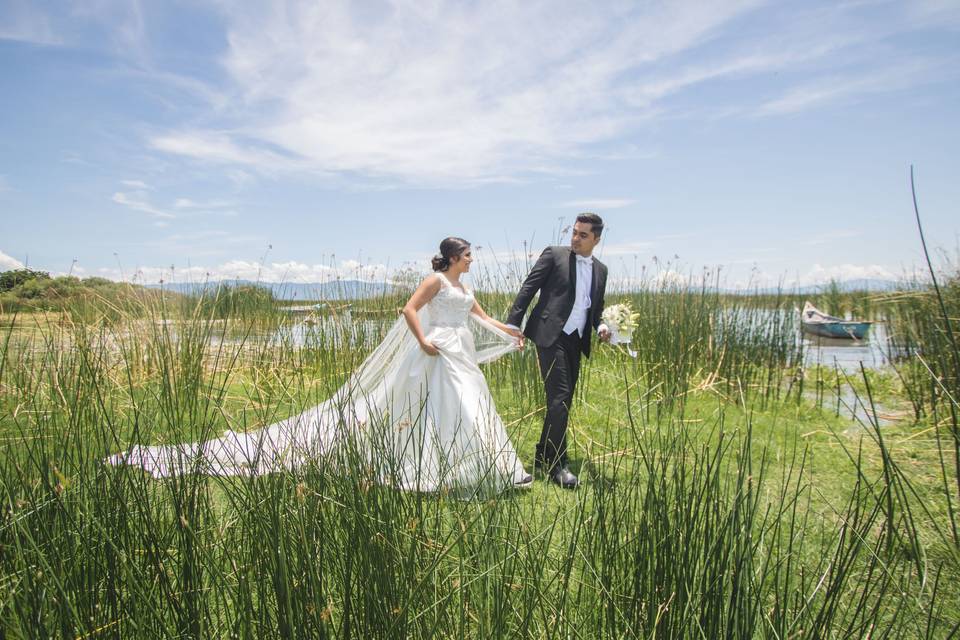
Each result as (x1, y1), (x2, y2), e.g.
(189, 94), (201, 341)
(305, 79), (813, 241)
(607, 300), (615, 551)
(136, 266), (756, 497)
(601, 303), (639, 356)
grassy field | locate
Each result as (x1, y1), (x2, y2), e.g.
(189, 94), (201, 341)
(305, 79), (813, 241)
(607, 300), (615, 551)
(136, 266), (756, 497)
(1, 274), (958, 638)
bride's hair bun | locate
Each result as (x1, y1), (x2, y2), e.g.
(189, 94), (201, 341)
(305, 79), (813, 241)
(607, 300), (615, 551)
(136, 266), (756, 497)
(431, 237), (470, 272)
(431, 254), (450, 271)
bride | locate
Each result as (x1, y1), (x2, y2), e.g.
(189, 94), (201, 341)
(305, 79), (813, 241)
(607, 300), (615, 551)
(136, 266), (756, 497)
(108, 237), (534, 496)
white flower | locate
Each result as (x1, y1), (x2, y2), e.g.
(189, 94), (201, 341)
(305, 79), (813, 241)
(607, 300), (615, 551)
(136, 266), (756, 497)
(601, 303), (639, 336)
(601, 302), (639, 357)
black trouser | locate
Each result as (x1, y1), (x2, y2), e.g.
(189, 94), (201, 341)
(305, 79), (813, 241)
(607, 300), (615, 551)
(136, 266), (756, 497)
(535, 329), (582, 468)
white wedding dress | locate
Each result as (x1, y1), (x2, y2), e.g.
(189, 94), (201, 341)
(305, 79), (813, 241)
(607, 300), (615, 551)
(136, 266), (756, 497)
(108, 273), (529, 496)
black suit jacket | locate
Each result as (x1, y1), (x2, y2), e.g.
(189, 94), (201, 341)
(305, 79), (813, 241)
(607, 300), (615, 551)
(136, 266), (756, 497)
(507, 246), (608, 357)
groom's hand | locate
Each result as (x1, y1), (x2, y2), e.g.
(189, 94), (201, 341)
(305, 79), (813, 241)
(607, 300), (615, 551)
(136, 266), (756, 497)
(505, 326), (525, 349)
(598, 326), (611, 343)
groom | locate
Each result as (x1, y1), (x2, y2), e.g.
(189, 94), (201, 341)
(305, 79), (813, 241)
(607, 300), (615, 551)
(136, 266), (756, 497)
(506, 213), (609, 489)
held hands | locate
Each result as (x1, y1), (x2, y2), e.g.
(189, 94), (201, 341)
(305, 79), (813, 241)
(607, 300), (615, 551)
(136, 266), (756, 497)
(505, 327), (525, 349)
(598, 325), (611, 343)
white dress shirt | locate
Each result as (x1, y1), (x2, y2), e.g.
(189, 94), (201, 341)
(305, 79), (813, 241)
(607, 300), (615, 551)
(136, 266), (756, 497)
(563, 254), (593, 336)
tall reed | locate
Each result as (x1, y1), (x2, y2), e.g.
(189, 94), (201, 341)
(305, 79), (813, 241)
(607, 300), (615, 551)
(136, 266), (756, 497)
(1, 276), (954, 637)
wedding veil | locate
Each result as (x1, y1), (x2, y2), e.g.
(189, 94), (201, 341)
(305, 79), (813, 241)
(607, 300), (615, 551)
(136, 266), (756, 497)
(107, 308), (519, 478)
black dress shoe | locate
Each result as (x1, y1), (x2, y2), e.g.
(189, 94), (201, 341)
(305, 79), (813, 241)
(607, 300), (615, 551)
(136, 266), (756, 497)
(550, 465), (579, 490)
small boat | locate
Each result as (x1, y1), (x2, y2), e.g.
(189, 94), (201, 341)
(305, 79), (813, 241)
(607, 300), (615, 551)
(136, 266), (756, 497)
(801, 302), (872, 340)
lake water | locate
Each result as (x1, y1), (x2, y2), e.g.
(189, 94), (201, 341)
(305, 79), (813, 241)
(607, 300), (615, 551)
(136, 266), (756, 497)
(802, 321), (895, 372)
(799, 322), (908, 426)
(165, 305), (902, 377)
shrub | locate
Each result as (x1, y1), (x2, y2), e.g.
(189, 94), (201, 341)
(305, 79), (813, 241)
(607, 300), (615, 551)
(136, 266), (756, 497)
(0, 268), (50, 292)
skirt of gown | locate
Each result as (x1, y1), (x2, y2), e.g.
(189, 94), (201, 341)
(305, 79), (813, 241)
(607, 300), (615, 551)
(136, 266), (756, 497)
(387, 321), (528, 494)
(107, 309), (528, 497)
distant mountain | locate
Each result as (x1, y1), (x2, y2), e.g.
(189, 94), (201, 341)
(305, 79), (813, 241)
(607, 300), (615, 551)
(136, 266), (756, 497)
(750, 279), (902, 295)
(150, 277), (903, 300)
(148, 279), (397, 301)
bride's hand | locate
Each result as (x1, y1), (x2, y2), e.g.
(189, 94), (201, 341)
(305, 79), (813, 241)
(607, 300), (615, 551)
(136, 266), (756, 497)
(505, 326), (524, 349)
(420, 340), (440, 356)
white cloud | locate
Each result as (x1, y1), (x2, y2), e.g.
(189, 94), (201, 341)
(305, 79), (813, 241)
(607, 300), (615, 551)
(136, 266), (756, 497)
(112, 191), (175, 219)
(623, 48), (832, 109)
(0, 0), (60, 45)
(804, 263), (895, 283)
(94, 258), (391, 285)
(905, 0), (960, 29)
(140, 0), (955, 185)
(0, 250), (25, 271)
(59, 151), (94, 166)
(7, 1), (956, 189)
(653, 269), (691, 288)
(173, 198), (234, 210)
(83, 252), (905, 296)
(151, 132), (298, 172)
(601, 259), (901, 291)
(562, 199), (636, 210)
(225, 169), (256, 188)
(11, 0), (945, 187)
(167, 199), (239, 218)
(716, 262), (900, 290)
(0, 1), (159, 75)
(121, 179), (151, 190)
(337, 259), (389, 283)
(112, 187), (239, 220)
(149, 0), (763, 184)
(756, 57), (952, 116)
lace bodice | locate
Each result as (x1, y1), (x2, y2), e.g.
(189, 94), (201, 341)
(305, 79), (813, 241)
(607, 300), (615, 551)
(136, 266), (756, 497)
(427, 273), (475, 328)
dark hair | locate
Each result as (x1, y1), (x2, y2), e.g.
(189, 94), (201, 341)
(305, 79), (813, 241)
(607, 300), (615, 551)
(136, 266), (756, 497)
(431, 237), (471, 272)
(576, 212), (604, 238)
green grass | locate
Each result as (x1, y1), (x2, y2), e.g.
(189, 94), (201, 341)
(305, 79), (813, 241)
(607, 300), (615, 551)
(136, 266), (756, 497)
(0, 279), (957, 638)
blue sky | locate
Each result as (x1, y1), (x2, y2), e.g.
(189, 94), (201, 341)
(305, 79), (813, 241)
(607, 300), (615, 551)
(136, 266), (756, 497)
(1, 0), (958, 289)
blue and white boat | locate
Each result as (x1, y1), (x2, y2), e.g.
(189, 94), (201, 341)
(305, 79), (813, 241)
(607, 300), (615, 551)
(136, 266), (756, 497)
(801, 302), (872, 340)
